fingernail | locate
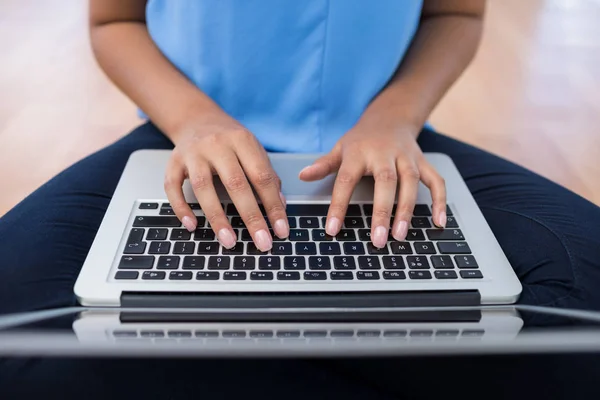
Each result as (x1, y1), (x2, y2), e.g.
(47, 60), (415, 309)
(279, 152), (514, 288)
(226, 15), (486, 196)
(279, 192), (287, 207)
(299, 166), (312, 175)
(274, 219), (289, 238)
(393, 221), (408, 241)
(373, 226), (388, 248)
(255, 229), (273, 252)
(182, 216), (197, 232)
(217, 228), (236, 249)
(438, 211), (447, 228)
(325, 217), (342, 236)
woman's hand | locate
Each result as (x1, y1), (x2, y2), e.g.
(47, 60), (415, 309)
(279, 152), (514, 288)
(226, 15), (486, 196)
(165, 113), (289, 252)
(299, 121), (447, 249)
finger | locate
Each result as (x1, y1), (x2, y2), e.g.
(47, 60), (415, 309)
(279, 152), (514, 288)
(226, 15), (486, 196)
(298, 147), (342, 181)
(187, 161), (237, 249)
(326, 161), (364, 236)
(164, 158), (197, 232)
(213, 152), (273, 252)
(392, 161), (420, 241)
(237, 147), (289, 239)
(419, 160), (447, 228)
(370, 162), (398, 248)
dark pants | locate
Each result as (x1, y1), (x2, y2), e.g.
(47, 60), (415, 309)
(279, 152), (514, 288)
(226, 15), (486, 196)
(1, 123), (600, 398)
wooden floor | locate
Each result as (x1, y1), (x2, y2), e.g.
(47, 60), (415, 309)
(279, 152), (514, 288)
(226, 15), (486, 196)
(1, 0), (599, 217)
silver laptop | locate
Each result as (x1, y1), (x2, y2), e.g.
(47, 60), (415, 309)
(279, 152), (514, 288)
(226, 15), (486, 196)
(74, 151), (522, 308)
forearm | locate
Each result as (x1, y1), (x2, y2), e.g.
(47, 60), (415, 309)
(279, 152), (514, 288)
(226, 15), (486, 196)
(359, 4), (485, 135)
(90, 22), (225, 142)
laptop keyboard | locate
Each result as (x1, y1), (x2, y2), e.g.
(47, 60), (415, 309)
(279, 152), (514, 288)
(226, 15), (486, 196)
(113, 202), (482, 282)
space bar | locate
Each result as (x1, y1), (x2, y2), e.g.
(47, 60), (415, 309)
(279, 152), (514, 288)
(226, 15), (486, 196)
(286, 204), (329, 216)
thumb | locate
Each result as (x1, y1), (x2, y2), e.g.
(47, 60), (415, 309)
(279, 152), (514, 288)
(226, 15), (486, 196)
(299, 148), (342, 182)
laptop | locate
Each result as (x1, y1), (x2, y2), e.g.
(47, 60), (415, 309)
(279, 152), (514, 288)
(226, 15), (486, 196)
(74, 151), (522, 310)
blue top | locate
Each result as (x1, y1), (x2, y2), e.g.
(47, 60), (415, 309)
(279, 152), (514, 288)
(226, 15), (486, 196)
(146, 0), (423, 152)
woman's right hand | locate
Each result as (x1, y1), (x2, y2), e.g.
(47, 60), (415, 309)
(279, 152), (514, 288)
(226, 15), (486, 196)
(164, 113), (289, 252)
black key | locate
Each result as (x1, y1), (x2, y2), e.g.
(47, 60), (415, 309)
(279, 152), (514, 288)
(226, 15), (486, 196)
(344, 217), (364, 228)
(362, 204), (373, 216)
(159, 208), (176, 215)
(436, 330), (460, 337)
(284, 256), (306, 270)
(431, 255), (454, 269)
(128, 228), (145, 242)
(168, 331), (192, 338)
(426, 229), (464, 241)
(319, 242), (341, 255)
(272, 242), (292, 255)
(188, 203), (201, 210)
(173, 241), (195, 255)
(196, 271), (220, 280)
(247, 243), (267, 255)
(331, 271), (354, 280)
(462, 329), (485, 337)
(357, 330), (381, 338)
(312, 230), (333, 241)
(286, 204), (329, 216)
(195, 330), (219, 337)
(445, 205), (453, 216)
(194, 229), (216, 241)
(460, 270), (483, 279)
(118, 255), (154, 269)
(115, 271), (139, 280)
(250, 271), (273, 280)
(435, 270), (458, 279)
(197, 242), (220, 254)
(146, 228), (168, 241)
(269, 230), (285, 242)
(358, 229), (371, 241)
(309, 256), (331, 270)
(304, 271), (327, 280)
(358, 256), (381, 270)
(170, 271), (193, 280)
(303, 330), (327, 338)
(233, 256), (255, 270)
(410, 330), (434, 338)
(299, 217), (319, 228)
(346, 204), (362, 216)
(409, 270), (432, 279)
(445, 216), (459, 228)
(223, 242), (244, 255)
(413, 205), (431, 216)
(411, 217), (432, 228)
(331, 330), (354, 338)
(383, 271), (406, 280)
(357, 271), (380, 280)
(390, 241), (412, 254)
(157, 256), (180, 269)
(455, 255), (479, 269)
(382, 256), (405, 270)
(259, 256), (281, 270)
(383, 330), (407, 338)
(343, 242), (365, 255)
(226, 204), (240, 216)
(113, 330), (137, 338)
(296, 242), (317, 255)
(231, 217), (246, 228)
(195, 216), (207, 227)
(140, 330), (164, 338)
(241, 229), (253, 241)
(289, 229), (309, 241)
(277, 331), (301, 338)
(336, 230), (356, 241)
(161, 203), (171, 209)
(123, 240), (146, 254)
(148, 241), (170, 254)
(414, 242), (436, 254)
(142, 271), (166, 280)
(366, 217), (372, 228)
(334, 256), (356, 270)
(287, 217), (297, 228)
(139, 202), (159, 210)
(224, 271), (247, 280)
(367, 243), (389, 255)
(208, 256), (230, 270)
(406, 229), (425, 241)
(183, 256), (205, 269)
(406, 256), (430, 269)
(170, 229), (191, 240)
(249, 331), (274, 338)
(438, 242), (472, 254)
(278, 271), (300, 280)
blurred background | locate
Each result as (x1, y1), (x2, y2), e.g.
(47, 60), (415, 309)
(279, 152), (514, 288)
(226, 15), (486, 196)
(1, 0), (598, 217)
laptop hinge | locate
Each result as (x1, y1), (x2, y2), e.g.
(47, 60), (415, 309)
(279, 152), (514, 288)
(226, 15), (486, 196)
(120, 290), (481, 309)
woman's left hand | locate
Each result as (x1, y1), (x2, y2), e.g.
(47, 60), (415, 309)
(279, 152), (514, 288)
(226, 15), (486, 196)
(299, 121), (447, 249)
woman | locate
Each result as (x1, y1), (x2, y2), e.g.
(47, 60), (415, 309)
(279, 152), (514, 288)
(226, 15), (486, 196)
(2, 0), (600, 397)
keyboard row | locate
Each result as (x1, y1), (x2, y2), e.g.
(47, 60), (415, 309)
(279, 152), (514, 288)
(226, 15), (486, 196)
(115, 269), (483, 281)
